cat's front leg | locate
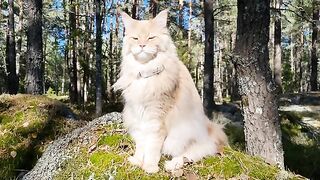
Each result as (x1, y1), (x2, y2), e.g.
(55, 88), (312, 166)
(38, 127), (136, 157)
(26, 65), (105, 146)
(128, 138), (144, 167)
(141, 133), (165, 173)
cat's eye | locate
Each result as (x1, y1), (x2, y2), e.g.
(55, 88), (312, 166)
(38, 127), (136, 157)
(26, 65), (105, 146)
(132, 37), (138, 40)
(148, 36), (156, 40)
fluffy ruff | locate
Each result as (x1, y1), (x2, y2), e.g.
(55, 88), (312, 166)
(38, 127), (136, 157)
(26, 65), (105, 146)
(113, 10), (228, 173)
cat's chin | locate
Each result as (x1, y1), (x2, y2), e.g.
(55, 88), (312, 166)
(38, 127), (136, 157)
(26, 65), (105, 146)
(134, 52), (156, 64)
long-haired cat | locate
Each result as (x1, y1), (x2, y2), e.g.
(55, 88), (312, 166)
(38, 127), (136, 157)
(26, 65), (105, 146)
(113, 10), (228, 173)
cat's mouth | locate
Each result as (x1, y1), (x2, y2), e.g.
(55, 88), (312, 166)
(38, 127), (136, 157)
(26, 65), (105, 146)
(133, 50), (157, 63)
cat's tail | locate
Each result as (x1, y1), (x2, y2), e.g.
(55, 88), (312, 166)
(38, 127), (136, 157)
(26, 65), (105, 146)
(207, 121), (229, 154)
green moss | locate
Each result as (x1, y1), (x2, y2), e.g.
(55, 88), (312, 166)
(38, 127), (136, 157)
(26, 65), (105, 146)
(90, 151), (124, 167)
(98, 134), (131, 147)
(55, 123), (301, 180)
(0, 114), (12, 124)
(0, 94), (81, 180)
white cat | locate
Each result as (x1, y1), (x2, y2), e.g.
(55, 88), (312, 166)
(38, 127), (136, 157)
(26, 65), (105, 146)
(113, 10), (228, 173)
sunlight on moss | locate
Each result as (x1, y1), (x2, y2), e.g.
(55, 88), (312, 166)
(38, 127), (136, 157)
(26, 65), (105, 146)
(98, 134), (131, 147)
(0, 94), (81, 180)
(54, 122), (303, 180)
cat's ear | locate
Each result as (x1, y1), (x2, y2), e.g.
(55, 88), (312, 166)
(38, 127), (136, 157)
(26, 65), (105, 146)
(153, 9), (168, 28)
(120, 11), (133, 29)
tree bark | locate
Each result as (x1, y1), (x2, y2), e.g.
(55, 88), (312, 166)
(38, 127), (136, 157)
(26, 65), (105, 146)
(203, 0), (215, 119)
(290, 34), (295, 79)
(187, 0), (192, 70)
(5, 0), (18, 94)
(83, 1), (90, 104)
(108, 28), (115, 102)
(132, 0), (139, 19)
(273, 0), (282, 90)
(149, 0), (157, 18)
(69, 0), (78, 103)
(178, 0), (184, 29)
(16, 0), (24, 81)
(298, 33), (304, 92)
(76, 1), (82, 104)
(310, 0), (319, 91)
(95, 0), (103, 116)
(234, 0), (284, 168)
(62, 0), (68, 95)
(24, 0), (44, 95)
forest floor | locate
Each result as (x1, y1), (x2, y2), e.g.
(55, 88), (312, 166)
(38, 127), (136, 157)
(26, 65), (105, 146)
(0, 93), (319, 179)
(0, 94), (86, 179)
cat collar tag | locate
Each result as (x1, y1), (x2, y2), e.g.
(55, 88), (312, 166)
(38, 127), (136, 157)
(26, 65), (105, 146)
(137, 65), (165, 79)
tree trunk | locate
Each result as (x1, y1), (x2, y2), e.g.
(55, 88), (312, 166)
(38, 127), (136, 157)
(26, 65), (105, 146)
(62, 0), (67, 95)
(95, 0), (103, 116)
(273, 0), (282, 90)
(290, 34), (295, 78)
(83, 2), (90, 104)
(69, 0), (78, 103)
(108, 28), (115, 102)
(215, 15), (223, 103)
(24, 0), (44, 94)
(75, 0), (82, 104)
(132, 0), (139, 19)
(299, 33), (304, 92)
(178, 0), (184, 29)
(5, 0), (18, 94)
(234, 0), (284, 168)
(149, 0), (157, 18)
(16, 0), (24, 80)
(187, 0), (192, 70)
(310, 1), (319, 91)
(203, 0), (215, 119)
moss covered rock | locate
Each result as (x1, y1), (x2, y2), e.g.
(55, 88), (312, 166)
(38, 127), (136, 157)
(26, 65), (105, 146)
(23, 112), (304, 180)
(0, 94), (83, 180)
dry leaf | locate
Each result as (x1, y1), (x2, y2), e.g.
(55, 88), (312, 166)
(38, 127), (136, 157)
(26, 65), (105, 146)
(31, 133), (37, 139)
(10, 151), (17, 158)
(186, 173), (198, 180)
(171, 169), (184, 177)
(88, 144), (97, 153)
(99, 145), (110, 151)
(23, 122), (29, 127)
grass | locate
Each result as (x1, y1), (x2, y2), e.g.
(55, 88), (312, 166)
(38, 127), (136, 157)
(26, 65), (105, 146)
(55, 122), (303, 180)
(0, 94), (84, 180)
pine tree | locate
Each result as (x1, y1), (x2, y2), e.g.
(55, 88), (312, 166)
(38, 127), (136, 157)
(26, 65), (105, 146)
(234, 0), (284, 168)
(95, 0), (103, 116)
(5, 0), (18, 94)
(24, 0), (44, 94)
(310, 0), (319, 91)
(203, 0), (215, 119)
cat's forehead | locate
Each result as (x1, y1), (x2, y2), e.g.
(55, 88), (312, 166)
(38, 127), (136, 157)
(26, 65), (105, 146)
(126, 20), (159, 35)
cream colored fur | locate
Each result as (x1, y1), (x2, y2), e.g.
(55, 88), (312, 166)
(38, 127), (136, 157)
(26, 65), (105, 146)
(113, 10), (228, 173)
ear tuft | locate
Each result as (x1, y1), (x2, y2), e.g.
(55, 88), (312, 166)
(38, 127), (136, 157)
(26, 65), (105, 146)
(153, 9), (168, 28)
(120, 11), (133, 29)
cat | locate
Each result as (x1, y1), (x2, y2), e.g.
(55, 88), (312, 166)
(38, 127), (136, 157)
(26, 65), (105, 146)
(113, 9), (228, 173)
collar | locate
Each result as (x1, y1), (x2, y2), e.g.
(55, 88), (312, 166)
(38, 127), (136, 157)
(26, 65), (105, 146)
(137, 65), (165, 79)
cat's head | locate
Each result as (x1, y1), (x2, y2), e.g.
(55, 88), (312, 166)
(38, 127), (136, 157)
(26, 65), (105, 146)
(121, 10), (170, 63)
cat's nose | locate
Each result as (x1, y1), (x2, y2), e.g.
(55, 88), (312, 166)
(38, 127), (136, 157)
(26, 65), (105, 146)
(139, 44), (146, 48)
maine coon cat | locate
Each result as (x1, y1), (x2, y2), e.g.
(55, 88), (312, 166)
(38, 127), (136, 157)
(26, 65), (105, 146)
(113, 10), (228, 173)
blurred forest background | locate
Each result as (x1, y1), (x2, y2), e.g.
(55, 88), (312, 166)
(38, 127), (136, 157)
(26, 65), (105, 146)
(0, 0), (318, 110)
(0, 0), (319, 179)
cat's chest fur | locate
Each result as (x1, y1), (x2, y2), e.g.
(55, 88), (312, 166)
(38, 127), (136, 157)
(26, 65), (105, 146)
(121, 53), (179, 103)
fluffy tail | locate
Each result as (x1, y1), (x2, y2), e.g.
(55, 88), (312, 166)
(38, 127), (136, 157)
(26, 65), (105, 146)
(207, 121), (229, 154)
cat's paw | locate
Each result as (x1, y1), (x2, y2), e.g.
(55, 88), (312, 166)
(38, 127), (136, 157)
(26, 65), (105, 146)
(142, 164), (160, 173)
(164, 157), (184, 171)
(128, 156), (142, 167)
